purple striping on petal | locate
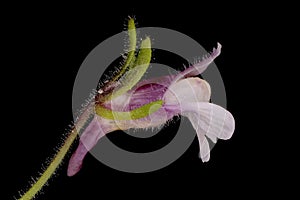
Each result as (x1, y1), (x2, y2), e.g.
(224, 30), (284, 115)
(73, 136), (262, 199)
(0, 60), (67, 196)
(134, 75), (176, 88)
(129, 83), (167, 108)
(102, 75), (176, 112)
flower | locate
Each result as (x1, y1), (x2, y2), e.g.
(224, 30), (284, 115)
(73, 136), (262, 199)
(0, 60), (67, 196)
(17, 18), (235, 200)
(67, 41), (235, 176)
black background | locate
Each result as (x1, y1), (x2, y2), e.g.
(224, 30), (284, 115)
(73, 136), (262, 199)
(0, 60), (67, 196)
(3, 3), (286, 200)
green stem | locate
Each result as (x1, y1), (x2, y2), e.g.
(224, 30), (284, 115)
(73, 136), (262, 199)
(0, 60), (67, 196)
(18, 104), (94, 200)
(19, 129), (77, 200)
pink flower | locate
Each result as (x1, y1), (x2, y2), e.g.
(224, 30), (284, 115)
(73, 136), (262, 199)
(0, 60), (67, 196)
(67, 43), (235, 176)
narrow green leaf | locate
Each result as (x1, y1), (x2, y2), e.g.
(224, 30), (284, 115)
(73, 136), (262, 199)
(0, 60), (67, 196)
(95, 100), (163, 120)
(106, 37), (152, 101)
(111, 18), (137, 82)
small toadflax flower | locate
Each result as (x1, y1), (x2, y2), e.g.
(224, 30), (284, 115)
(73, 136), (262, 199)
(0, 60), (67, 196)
(18, 18), (235, 200)
(67, 22), (235, 176)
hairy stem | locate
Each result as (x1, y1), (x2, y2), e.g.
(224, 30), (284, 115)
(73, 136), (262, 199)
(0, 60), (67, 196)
(18, 129), (77, 200)
(18, 104), (94, 200)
